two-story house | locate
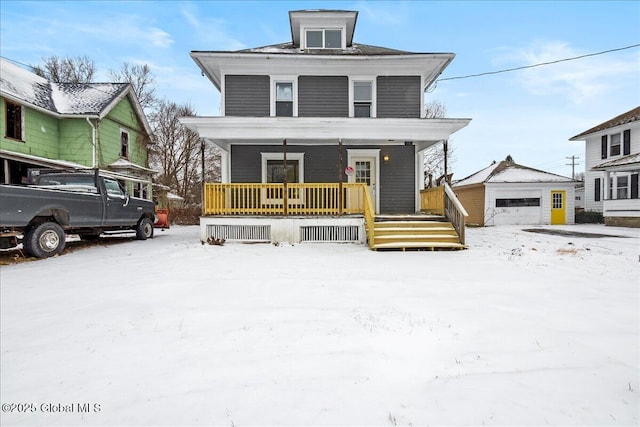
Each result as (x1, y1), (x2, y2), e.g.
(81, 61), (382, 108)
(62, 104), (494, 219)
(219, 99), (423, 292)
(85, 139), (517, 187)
(179, 9), (471, 249)
(569, 106), (640, 227)
(1, 58), (154, 198)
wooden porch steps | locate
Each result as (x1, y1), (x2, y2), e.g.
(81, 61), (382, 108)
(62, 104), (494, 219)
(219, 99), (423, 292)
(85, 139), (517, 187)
(370, 217), (466, 251)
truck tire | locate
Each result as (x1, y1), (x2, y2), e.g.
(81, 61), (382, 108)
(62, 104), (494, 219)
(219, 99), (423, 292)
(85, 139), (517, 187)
(24, 222), (66, 258)
(136, 217), (154, 240)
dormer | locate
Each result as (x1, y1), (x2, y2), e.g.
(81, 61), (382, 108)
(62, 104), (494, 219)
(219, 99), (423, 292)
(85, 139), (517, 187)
(289, 10), (358, 50)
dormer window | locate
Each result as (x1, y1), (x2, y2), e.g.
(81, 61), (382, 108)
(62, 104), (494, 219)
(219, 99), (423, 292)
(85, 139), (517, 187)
(305, 29), (342, 49)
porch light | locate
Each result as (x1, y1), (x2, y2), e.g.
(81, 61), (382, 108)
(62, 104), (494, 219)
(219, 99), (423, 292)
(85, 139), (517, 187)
(383, 154), (390, 164)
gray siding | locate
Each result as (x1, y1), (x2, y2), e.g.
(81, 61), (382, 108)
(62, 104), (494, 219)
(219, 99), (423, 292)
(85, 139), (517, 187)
(225, 75), (270, 116)
(298, 76), (348, 117)
(231, 144), (416, 214)
(377, 76), (421, 118)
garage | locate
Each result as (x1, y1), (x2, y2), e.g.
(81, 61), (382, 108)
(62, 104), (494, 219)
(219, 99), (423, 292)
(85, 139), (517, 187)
(453, 156), (575, 226)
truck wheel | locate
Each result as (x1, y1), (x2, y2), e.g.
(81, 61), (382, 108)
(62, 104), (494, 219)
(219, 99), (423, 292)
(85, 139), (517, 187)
(24, 222), (66, 258)
(136, 217), (154, 240)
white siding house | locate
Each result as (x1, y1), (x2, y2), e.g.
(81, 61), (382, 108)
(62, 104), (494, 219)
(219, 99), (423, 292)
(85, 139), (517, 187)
(453, 156), (575, 226)
(570, 107), (640, 227)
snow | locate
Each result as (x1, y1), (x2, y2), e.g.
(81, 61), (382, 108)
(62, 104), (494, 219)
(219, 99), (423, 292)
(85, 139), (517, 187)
(1, 224), (638, 426)
(455, 160), (573, 187)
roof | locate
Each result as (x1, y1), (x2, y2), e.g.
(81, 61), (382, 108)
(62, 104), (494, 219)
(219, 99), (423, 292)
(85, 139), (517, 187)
(0, 58), (130, 116)
(237, 42), (411, 56)
(454, 156), (574, 187)
(569, 106), (640, 140)
(592, 152), (640, 170)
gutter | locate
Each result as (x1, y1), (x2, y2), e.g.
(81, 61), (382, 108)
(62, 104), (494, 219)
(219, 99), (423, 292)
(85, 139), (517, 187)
(86, 118), (97, 168)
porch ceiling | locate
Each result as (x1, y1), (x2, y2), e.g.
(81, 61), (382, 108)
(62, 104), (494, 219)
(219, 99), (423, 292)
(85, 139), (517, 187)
(179, 116), (471, 151)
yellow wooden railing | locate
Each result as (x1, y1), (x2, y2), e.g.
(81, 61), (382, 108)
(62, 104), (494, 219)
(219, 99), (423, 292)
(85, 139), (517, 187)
(361, 183), (376, 249)
(420, 186), (445, 215)
(203, 182), (370, 216)
(420, 184), (468, 245)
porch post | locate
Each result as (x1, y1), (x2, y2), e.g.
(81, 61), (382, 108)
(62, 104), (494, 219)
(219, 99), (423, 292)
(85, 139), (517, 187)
(338, 138), (343, 215)
(283, 138), (288, 216)
(443, 139), (449, 184)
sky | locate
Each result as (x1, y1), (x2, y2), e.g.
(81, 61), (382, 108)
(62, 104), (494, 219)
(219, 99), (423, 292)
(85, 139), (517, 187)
(1, 0), (639, 180)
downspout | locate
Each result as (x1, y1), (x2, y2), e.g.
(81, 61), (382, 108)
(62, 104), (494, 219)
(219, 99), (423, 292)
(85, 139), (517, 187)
(86, 118), (97, 168)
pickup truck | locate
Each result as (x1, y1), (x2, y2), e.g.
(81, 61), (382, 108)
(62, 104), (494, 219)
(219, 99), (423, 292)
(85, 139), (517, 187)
(0, 170), (156, 258)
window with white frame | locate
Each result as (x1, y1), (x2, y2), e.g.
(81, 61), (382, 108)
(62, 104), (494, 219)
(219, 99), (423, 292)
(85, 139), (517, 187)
(120, 130), (129, 158)
(616, 175), (629, 199)
(275, 82), (293, 117)
(353, 81), (372, 118)
(610, 133), (621, 157)
(305, 29), (342, 49)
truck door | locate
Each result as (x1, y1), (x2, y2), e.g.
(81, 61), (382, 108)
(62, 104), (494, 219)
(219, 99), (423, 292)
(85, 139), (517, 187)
(103, 178), (134, 225)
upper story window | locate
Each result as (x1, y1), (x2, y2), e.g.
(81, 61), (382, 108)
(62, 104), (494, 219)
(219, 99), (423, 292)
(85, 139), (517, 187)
(601, 129), (631, 159)
(120, 130), (129, 158)
(305, 29), (342, 49)
(353, 81), (372, 118)
(5, 100), (23, 141)
(275, 82), (294, 117)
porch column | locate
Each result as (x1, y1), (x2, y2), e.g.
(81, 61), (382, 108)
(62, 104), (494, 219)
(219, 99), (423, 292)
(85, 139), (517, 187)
(220, 148), (230, 184)
(603, 171), (611, 200)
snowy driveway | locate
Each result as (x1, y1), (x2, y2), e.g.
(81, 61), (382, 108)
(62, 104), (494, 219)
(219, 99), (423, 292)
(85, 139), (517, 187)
(1, 225), (638, 426)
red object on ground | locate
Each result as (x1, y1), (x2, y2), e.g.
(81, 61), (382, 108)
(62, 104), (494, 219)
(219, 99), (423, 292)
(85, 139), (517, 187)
(154, 208), (169, 228)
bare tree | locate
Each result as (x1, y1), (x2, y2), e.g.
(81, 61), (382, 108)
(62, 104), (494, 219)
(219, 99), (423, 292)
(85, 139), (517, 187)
(32, 55), (96, 83)
(149, 100), (209, 204)
(423, 100), (455, 186)
(109, 62), (157, 113)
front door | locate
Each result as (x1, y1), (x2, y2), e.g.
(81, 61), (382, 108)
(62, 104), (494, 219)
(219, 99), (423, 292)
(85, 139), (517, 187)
(550, 190), (566, 225)
(349, 156), (377, 212)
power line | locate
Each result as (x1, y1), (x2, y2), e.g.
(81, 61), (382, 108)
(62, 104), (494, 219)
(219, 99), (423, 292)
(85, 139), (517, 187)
(436, 43), (640, 83)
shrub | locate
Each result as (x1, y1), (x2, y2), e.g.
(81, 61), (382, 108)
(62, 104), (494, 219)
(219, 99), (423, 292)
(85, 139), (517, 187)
(575, 210), (604, 224)
(169, 205), (201, 225)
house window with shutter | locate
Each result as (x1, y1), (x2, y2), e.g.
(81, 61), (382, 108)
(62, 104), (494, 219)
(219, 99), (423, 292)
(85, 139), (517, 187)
(594, 178), (601, 202)
(616, 175), (629, 199)
(120, 130), (129, 158)
(602, 129), (631, 159)
(5, 100), (23, 141)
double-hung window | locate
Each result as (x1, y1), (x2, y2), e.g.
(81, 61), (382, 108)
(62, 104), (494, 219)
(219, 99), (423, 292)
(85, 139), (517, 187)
(610, 133), (621, 157)
(353, 81), (372, 118)
(616, 175), (629, 199)
(275, 82), (293, 117)
(305, 29), (342, 49)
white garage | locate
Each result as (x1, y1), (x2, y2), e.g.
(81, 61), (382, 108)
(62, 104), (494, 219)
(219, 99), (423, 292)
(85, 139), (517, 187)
(453, 156), (576, 226)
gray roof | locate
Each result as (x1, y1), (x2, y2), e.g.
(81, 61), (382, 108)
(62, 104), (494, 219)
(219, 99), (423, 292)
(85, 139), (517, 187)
(570, 106), (640, 140)
(592, 152), (640, 170)
(235, 42), (412, 56)
(0, 58), (129, 116)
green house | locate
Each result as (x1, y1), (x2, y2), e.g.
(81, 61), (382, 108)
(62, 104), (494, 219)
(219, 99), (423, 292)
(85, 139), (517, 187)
(0, 58), (154, 198)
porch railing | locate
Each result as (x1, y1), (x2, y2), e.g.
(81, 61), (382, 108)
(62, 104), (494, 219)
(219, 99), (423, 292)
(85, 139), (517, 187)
(203, 183), (369, 216)
(420, 183), (469, 245)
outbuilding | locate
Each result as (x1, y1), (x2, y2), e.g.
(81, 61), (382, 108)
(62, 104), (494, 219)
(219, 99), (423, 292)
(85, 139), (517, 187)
(453, 156), (576, 226)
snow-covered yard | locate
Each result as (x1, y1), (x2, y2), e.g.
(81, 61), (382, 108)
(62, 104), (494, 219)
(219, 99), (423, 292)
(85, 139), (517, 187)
(1, 224), (638, 426)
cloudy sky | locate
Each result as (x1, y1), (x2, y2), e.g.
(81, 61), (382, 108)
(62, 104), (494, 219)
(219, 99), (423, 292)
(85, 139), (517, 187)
(1, 0), (639, 179)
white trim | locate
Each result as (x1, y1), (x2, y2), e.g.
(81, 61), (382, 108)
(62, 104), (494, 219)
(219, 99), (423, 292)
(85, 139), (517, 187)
(270, 76), (298, 117)
(260, 152), (305, 183)
(347, 148), (380, 213)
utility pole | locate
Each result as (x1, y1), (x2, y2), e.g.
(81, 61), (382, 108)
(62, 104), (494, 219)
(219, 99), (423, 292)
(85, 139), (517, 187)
(566, 155), (580, 180)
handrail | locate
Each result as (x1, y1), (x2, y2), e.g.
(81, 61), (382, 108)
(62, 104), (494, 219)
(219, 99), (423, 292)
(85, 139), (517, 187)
(443, 182), (468, 245)
(361, 184), (376, 248)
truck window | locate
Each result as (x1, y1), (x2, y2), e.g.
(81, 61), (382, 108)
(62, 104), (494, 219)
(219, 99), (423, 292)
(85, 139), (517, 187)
(104, 178), (125, 197)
